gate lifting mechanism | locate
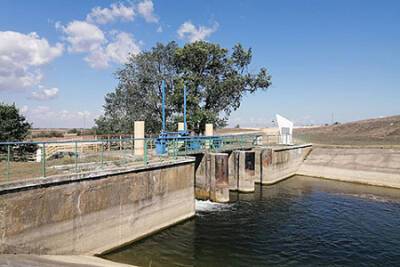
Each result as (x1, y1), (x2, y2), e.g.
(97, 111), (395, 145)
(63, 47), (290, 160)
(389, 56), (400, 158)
(156, 80), (193, 154)
(155, 80), (223, 155)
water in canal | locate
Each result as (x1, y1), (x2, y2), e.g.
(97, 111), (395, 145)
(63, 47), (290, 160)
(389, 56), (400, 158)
(104, 176), (400, 266)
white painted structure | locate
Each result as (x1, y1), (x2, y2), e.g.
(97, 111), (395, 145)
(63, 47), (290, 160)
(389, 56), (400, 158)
(276, 114), (293, 145)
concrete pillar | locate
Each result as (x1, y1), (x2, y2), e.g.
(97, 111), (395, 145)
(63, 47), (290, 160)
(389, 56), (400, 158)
(205, 123), (213, 136)
(260, 148), (273, 184)
(178, 122), (185, 131)
(194, 153), (210, 200)
(237, 151), (255, 192)
(134, 121), (145, 156)
(194, 152), (230, 202)
(209, 153), (229, 203)
(228, 151), (238, 190)
(204, 123), (213, 149)
(253, 147), (267, 183)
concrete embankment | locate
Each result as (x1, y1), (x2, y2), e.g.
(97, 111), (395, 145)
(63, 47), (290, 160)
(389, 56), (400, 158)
(298, 147), (400, 188)
(0, 159), (195, 255)
(0, 254), (135, 267)
(258, 144), (313, 185)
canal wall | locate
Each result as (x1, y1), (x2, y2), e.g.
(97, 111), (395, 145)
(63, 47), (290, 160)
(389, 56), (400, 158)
(298, 147), (400, 188)
(0, 159), (195, 255)
(258, 144), (313, 185)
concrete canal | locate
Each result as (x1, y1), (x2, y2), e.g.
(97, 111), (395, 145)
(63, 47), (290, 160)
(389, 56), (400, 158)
(103, 175), (400, 266)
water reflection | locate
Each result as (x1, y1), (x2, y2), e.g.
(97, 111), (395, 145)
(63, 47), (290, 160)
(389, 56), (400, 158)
(104, 176), (400, 267)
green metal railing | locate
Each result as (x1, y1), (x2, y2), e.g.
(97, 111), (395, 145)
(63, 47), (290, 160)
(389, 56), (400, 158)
(0, 134), (261, 183)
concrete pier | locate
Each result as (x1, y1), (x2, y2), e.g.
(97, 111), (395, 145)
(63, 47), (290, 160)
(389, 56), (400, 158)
(237, 151), (256, 192)
(209, 153), (229, 203)
(228, 151), (238, 191)
(194, 153), (210, 200)
(194, 152), (230, 202)
(253, 147), (267, 183)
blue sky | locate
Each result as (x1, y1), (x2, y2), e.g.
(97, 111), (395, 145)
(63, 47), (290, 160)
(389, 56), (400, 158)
(0, 0), (399, 128)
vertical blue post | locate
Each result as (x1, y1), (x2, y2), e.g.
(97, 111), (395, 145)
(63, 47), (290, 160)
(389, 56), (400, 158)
(184, 85), (187, 132)
(162, 80), (166, 132)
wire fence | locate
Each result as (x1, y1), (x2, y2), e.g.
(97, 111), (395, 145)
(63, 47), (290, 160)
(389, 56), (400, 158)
(0, 134), (262, 184)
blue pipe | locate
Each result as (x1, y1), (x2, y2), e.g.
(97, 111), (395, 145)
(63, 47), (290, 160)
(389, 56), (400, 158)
(161, 80), (166, 132)
(184, 85), (187, 132)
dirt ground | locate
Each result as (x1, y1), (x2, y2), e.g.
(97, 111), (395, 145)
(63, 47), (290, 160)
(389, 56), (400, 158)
(294, 115), (400, 147)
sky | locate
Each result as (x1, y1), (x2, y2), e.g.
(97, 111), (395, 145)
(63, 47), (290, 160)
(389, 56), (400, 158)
(0, 0), (399, 128)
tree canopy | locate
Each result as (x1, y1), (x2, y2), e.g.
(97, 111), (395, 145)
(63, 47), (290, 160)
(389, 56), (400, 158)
(95, 41), (271, 134)
(0, 103), (31, 142)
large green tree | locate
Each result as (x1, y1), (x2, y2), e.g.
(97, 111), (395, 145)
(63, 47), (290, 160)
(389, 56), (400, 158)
(95, 41), (271, 134)
(0, 103), (31, 142)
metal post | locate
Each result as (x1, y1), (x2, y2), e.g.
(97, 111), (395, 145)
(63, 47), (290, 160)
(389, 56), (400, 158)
(101, 141), (104, 168)
(174, 138), (177, 159)
(184, 85), (187, 132)
(6, 145), (10, 180)
(74, 141), (78, 173)
(184, 139), (187, 157)
(161, 80), (166, 132)
(41, 144), (46, 177)
(144, 139), (148, 166)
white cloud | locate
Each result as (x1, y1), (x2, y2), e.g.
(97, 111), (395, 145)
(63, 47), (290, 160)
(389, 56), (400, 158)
(0, 31), (63, 91)
(30, 86), (59, 101)
(137, 0), (158, 23)
(177, 21), (218, 42)
(61, 20), (105, 53)
(85, 32), (140, 69)
(57, 2), (150, 69)
(156, 26), (163, 33)
(106, 32), (140, 63)
(86, 3), (135, 25)
(84, 48), (110, 69)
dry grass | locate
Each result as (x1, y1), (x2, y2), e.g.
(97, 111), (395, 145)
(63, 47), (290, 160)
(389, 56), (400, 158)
(294, 115), (400, 146)
(215, 128), (260, 134)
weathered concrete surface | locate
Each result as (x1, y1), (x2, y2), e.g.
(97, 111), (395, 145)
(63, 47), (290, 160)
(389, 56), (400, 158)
(261, 144), (312, 185)
(0, 160), (195, 255)
(237, 151), (255, 192)
(0, 254), (135, 267)
(209, 153), (229, 203)
(194, 153), (210, 200)
(253, 147), (266, 183)
(228, 152), (238, 191)
(298, 147), (400, 188)
(195, 153), (229, 202)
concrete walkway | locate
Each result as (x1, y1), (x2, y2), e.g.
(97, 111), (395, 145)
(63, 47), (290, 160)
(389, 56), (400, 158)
(0, 255), (135, 267)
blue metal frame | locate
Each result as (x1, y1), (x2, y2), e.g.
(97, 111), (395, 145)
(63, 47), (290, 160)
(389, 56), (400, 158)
(155, 80), (190, 155)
